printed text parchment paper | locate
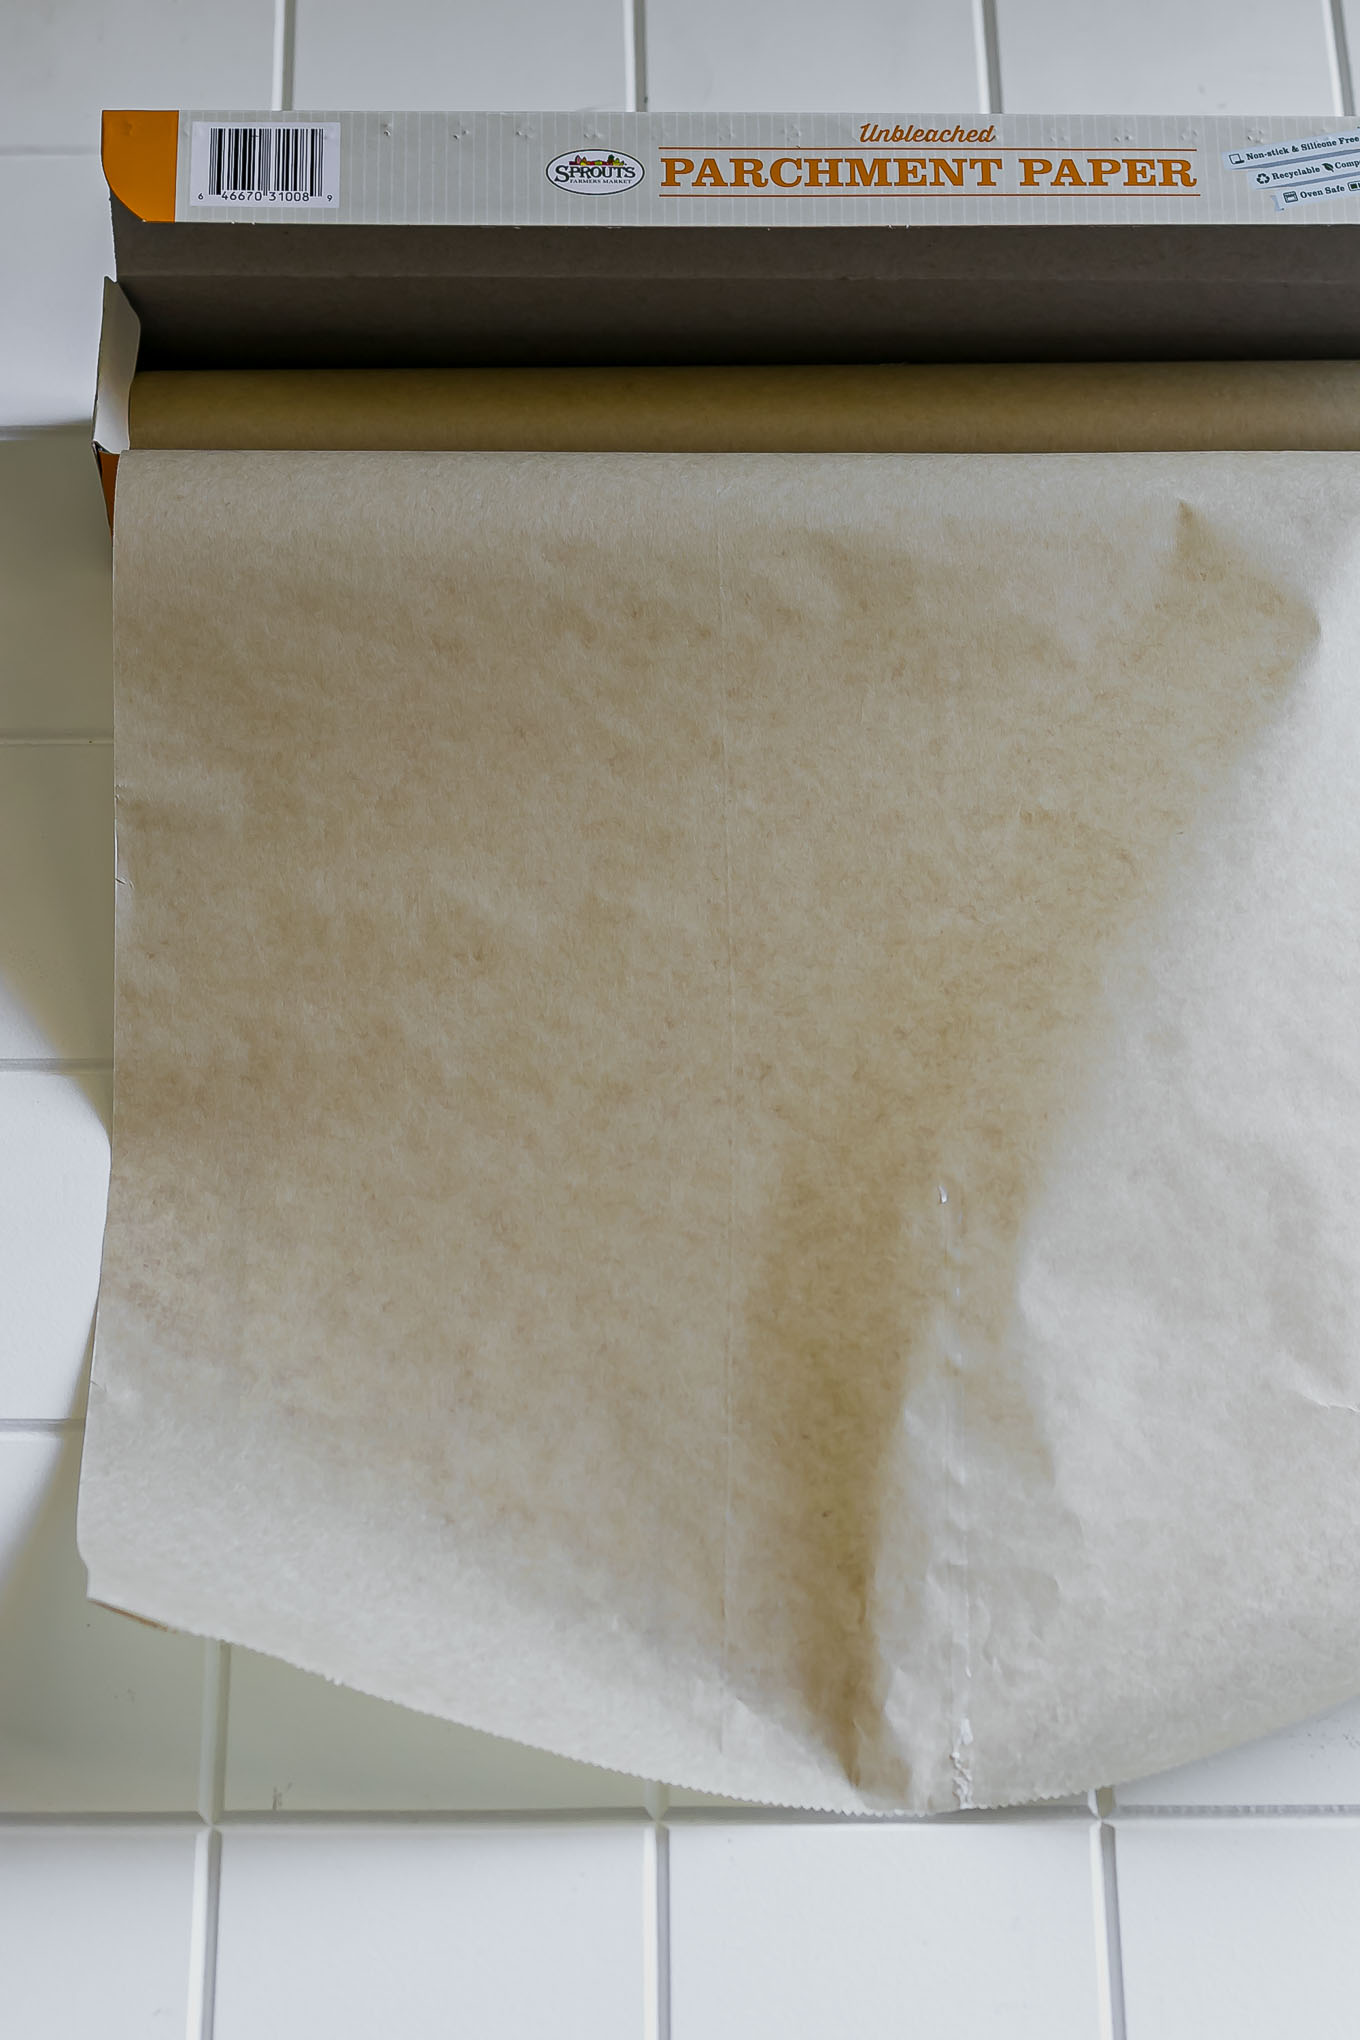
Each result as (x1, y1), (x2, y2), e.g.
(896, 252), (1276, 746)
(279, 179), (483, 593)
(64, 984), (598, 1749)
(82, 450), (1360, 1810)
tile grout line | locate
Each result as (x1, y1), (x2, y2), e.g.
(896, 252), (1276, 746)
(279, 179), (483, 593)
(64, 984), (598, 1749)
(1327, 0), (1357, 115)
(0, 1812), (202, 1828)
(972, 0), (1004, 117)
(1092, 1796), (1129, 2040)
(187, 1644), (230, 2040)
(37, 1801), (1343, 1828)
(1111, 1801), (1360, 1820)
(625, 0), (649, 112)
(655, 1818), (672, 2040)
(272, 0), (298, 113)
(187, 1826), (223, 2040)
(197, 1644), (231, 1830)
(642, 1786), (671, 2040)
(217, 1805), (658, 1827)
(2, 1797), (1356, 1828)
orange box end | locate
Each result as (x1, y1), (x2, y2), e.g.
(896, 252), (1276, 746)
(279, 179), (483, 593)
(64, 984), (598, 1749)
(102, 109), (178, 222)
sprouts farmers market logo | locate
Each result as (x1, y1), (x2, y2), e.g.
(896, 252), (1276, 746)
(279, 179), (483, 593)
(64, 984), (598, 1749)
(547, 149), (645, 192)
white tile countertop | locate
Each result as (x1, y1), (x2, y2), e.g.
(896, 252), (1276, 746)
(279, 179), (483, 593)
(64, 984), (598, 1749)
(6, 3), (1360, 2033)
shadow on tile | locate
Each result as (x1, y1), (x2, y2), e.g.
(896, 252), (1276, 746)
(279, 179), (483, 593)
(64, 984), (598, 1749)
(0, 742), (112, 1060)
(0, 427), (113, 736)
(0, 1066), (110, 1419)
(225, 1643), (652, 1814)
(0, 1428), (204, 1810)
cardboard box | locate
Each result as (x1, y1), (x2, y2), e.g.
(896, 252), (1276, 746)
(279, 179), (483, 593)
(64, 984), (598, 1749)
(94, 106), (1360, 506)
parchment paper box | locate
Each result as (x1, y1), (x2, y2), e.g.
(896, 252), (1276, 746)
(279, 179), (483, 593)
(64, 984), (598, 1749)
(94, 106), (1360, 505)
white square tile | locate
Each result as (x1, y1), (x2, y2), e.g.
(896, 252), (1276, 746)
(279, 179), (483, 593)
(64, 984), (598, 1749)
(1116, 1699), (1360, 1808)
(0, 429), (113, 736)
(0, 1826), (198, 2040)
(1117, 1817), (1360, 2040)
(225, 1645), (650, 1811)
(214, 1823), (648, 2040)
(0, 1432), (205, 1810)
(647, 0), (979, 113)
(292, 0), (628, 114)
(995, 0), (1336, 114)
(0, 1071), (110, 1420)
(0, 742), (112, 1063)
(668, 1818), (1104, 2040)
(0, 155), (115, 432)
(3, 0), (274, 150)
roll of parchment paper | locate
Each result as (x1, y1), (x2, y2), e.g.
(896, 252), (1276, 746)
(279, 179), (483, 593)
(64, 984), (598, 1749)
(81, 446), (1360, 1811)
(129, 360), (1360, 453)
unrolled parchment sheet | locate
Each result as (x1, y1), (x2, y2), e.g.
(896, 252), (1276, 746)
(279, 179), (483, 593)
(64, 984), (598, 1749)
(82, 448), (1360, 1811)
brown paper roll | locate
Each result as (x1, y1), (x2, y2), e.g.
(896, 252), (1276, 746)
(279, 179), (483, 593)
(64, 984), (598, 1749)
(129, 360), (1360, 454)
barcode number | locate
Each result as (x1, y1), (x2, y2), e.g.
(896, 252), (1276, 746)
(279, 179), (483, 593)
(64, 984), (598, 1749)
(189, 121), (340, 209)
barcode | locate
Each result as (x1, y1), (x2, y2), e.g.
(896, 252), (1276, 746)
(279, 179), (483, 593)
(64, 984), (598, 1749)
(207, 124), (326, 199)
(188, 118), (339, 211)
